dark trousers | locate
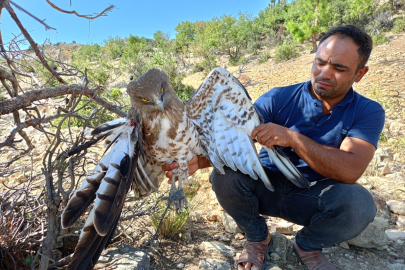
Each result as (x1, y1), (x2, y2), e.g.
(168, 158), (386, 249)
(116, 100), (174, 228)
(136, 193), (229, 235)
(210, 166), (377, 251)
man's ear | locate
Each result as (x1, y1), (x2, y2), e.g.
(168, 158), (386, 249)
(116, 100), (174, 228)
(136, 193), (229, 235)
(354, 66), (369, 83)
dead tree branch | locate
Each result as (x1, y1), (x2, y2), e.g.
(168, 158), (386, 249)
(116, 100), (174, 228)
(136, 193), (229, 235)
(2, 1), (67, 85)
(9, 0), (56, 30)
(45, 0), (114, 20)
(0, 84), (98, 115)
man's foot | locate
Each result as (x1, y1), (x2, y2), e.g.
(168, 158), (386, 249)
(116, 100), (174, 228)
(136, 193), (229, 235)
(293, 240), (337, 270)
(237, 233), (273, 270)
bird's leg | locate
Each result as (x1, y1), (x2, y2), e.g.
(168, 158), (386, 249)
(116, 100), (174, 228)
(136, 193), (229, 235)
(168, 165), (189, 212)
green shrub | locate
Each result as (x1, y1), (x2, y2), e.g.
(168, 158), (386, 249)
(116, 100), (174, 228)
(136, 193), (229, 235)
(392, 16), (405, 33)
(74, 44), (102, 61)
(229, 56), (246, 66)
(149, 180), (200, 239)
(372, 33), (389, 46)
(103, 36), (126, 59)
(258, 50), (272, 63)
(192, 55), (217, 74)
(274, 43), (300, 63)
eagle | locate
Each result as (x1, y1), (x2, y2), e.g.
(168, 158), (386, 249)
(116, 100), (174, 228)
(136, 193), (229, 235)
(61, 67), (309, 269)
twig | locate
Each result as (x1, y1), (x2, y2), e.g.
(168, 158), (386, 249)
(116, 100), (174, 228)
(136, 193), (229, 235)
(45, 0), (114, 20)
(9, 1), (56, 30)
(3, 1), (67, 84)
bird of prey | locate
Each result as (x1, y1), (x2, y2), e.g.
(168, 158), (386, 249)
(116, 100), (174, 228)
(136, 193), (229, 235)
(61, 67), (309, 269)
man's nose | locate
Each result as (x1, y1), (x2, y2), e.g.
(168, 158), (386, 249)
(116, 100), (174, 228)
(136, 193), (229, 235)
(319, 65), (333, 80)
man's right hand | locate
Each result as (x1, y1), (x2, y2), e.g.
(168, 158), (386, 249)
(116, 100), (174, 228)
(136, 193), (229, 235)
(162, 155), (211, 180)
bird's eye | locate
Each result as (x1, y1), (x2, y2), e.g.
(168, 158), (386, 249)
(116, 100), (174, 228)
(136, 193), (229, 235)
(161, 87), (164, 93)
(141, 98), (148, 102)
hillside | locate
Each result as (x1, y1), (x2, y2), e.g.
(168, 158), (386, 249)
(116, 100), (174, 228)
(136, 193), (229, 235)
(143, 33), (405, 270)
(1, 34), (405, 270)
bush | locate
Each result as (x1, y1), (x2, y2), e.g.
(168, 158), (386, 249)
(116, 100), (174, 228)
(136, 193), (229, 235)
(149, 180), (200, 239)
(104, 36), (126, 59)
(372, 33), (389, 46)
(274, 43), (300, 63)
(192, 55), (217, 74)
(392, 16), (405, 33)
(229, 56), (246, 66)
(74, 44), (102, 61)
(258, 50), (272, 63)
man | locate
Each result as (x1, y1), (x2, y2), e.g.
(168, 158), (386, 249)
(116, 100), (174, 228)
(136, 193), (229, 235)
(164, 25), (385, 270)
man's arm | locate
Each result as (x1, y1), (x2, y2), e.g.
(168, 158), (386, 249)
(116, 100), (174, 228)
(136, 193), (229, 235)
(252, 122), (376, 184)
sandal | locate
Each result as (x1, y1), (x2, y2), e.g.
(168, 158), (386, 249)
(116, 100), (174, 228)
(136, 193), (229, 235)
(293, 240), (336, 270)
(237, 233), (273, 270)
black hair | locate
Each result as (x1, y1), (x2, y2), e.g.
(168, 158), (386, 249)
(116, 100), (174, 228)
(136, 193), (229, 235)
(319, 25), (372, 69)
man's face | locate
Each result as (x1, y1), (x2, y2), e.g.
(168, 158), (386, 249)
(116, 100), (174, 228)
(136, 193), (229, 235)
(310, 35), (368, 102)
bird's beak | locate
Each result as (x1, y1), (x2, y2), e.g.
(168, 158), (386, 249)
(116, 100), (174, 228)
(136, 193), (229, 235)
(156, 100), (164, 112)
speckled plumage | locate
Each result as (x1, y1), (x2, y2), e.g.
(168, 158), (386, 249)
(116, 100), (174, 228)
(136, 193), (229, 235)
(62, 67), (309, 270)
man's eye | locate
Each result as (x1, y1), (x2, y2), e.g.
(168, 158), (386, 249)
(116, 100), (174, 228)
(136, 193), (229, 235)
(141, 98), (148, 102)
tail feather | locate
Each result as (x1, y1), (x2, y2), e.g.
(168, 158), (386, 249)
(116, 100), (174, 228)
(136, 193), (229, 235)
(61, 148), (116, 228)
(94, 153), (131, 236)
(65, 114), (142, 269)
(91, 119), (126, 136)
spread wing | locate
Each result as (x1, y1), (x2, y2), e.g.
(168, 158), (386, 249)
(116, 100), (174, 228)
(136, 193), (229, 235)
(61, 110), (158, 269)
(186, 67), (310, 190)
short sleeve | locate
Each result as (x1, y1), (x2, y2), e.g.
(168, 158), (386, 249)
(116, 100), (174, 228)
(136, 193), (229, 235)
(347, 101), (385, 148)
(253, 90), (275, 124)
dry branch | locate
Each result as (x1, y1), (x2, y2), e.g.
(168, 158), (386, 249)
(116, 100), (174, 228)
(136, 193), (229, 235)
(45, 0), (114, 20)
(2, 1), (67, 85)
(0, 84), (99, 115)
(9, 0), (56, 30)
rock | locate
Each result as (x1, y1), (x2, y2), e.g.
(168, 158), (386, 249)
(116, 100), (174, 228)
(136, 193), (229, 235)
(370, 191), (391, 219)
(190, 210), (202, 221)
(206, 214), (218, 221)
(381, 163), (391, 175)
(206, 210), (223, 222)
(389, 263), (405, 270)
(339, 242), (350, 250)
(198, 258), (231, 270)
(201, 241), (235, 257)
(97, 245), (150, 270)
(264, 262), (283, 269)
(183, 231), (192, 242)
(214, 235), (230, 241)
(347, 217), (389, 250)
(235, 233), (245, 240)
(218, 212), (242, 233)
(375, 147), (391, 158)
(16, 174), (27, 182)
(385, 229), (405, 241)
(269, 252), (282, 262)
(269, 232), (290, 261)
(387, 200), (405, 215)
(393, 153), (403, 162)
(177, 263), (185, 268)
(273, 222), (294, 235)
(397, 216), (405, 229)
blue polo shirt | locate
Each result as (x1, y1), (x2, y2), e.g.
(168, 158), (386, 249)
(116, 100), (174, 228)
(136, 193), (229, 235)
(254, 81), (385, 181)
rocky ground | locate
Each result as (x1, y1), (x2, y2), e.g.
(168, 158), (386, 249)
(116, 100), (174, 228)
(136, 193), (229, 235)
(1, 33), (405, 269)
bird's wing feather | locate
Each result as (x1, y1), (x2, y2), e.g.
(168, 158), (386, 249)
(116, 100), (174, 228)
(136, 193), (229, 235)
(186, 67), (274, 191)
(266, 145), (310, 188)
(62, 117), (141, 269)
(187, 67), (310, 190)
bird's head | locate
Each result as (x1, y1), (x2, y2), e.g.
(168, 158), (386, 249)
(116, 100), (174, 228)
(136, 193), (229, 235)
(127, 68), (175, 114)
